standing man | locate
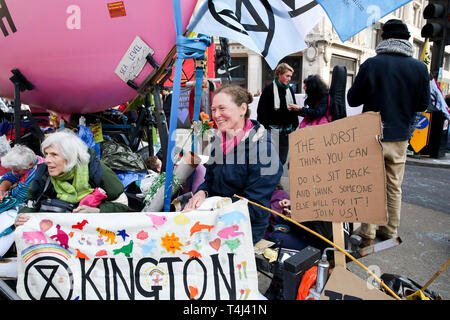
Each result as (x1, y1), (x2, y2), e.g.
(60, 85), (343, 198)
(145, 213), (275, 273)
(161, 86), (172, 127)
(347, 19), (430, 246)
(188, 75), (216, 123)
(257, 63), (298, 165)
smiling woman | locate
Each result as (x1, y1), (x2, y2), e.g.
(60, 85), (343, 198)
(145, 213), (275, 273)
(16, 130), (130, 226)
(184, 85), (283, 244)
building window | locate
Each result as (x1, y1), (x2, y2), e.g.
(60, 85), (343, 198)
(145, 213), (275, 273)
(444, 53), (450, 71)
(330, 55), (357, 88)
(215, 57), (248, 87)
(366, 23), (382, 49)
(261, 56), (302, 93)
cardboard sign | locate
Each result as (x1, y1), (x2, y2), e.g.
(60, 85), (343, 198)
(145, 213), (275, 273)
(15, 200), (259, 300)
(114, 36), (155, 83)
(289, 112), (387, 225)
(319, 266), (394, 300)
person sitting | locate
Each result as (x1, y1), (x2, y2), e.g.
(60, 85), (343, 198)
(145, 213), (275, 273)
(0, 145), (43, 204)
(184, 85), (283, 244)
(15, 129), (129, 226)
(265, 191), (333, 252)
(0, 145), (43, 257)
(145, 155), (162, 173)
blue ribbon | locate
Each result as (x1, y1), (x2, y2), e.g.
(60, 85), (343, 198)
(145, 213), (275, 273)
(163, 0), (211, 212)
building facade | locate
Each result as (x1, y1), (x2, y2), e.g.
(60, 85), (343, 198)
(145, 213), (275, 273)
(215, 1), (450, 96)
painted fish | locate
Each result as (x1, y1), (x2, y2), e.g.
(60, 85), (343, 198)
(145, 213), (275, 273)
(217, 225), (244, 239)
(190, 221), (214, 236)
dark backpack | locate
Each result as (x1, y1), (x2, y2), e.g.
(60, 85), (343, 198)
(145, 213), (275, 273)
(329, 65), (348, 121)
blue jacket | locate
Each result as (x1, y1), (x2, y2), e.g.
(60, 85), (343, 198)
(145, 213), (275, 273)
(197, 120), (283, 243)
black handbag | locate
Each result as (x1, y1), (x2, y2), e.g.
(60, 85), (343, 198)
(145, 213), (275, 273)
(39, 198), (75, 213)
(34, 176), (75, 213)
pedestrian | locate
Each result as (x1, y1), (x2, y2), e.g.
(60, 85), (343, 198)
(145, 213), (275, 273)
(188, 75), (217, 123)
(161, 86), (172, 127)
(288, 74), (331, 127)
(347, 19), (430, 247)
(257, 62), (298, 165)
(184, 85), (283, 244)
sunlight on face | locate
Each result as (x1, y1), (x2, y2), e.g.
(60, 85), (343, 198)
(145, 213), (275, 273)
(211, 92), (247, 136)
(278, 70), (293, 85)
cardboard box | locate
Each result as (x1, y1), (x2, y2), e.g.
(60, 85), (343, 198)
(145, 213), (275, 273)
(319, 266), (394, 300)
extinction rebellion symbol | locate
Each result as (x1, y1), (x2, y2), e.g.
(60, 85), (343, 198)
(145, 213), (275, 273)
(24, 257), (74, 300)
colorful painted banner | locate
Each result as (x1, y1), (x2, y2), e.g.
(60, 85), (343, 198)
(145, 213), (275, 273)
(15, 200), (259, 300)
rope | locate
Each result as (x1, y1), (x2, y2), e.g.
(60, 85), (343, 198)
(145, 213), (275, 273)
(163, 0), (211, 211)
(233, 194), (402, 300)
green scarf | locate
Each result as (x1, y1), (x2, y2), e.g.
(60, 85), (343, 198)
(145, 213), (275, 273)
(50, 164), (94, 204)
(275, 78), (290, 89)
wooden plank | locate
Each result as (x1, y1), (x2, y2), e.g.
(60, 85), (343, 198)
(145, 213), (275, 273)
(332, 222), (346, 267)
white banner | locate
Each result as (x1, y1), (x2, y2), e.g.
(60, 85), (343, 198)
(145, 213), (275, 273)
(15, 200), (259, 300)
(188, 0), (325, 69)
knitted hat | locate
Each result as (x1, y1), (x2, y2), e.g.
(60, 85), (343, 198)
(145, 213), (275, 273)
(381, 19), (410, 40)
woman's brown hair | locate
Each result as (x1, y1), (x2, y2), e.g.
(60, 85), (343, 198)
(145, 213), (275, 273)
(213, 85), (253, 119)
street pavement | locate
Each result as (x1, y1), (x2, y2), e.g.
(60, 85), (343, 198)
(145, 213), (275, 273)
(263, 153), (450, 300)
(347, 153), (450, 300)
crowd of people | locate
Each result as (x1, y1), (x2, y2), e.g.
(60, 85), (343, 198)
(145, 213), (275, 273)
(0, 19), (433, 262)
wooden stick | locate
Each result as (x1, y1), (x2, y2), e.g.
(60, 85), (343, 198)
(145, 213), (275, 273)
(421, 258), (450, 291)
(233, 194), (402, 300)
(332, 222), (346, 267)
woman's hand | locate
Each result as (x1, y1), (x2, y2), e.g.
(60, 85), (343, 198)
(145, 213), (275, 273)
(15, 214), (30, 227)
(183, 190), (207, 211)
(0, 180), (12, 201)
(288, 104), (302, 112)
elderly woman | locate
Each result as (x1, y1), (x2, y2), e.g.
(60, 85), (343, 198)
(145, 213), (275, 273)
(0, 145), (43, 204)
(185, 85), (283, 244)
(15, 129), (129, 226)
(0, 145), (43, 257)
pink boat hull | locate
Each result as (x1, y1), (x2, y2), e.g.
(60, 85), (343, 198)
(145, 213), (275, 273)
(0, 0), (196, 114)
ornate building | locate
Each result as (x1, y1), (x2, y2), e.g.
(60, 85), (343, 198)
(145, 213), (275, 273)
(216, 1), (450, 96)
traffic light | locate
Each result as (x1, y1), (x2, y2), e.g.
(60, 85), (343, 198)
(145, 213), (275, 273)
(421, 0), (450, 44)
